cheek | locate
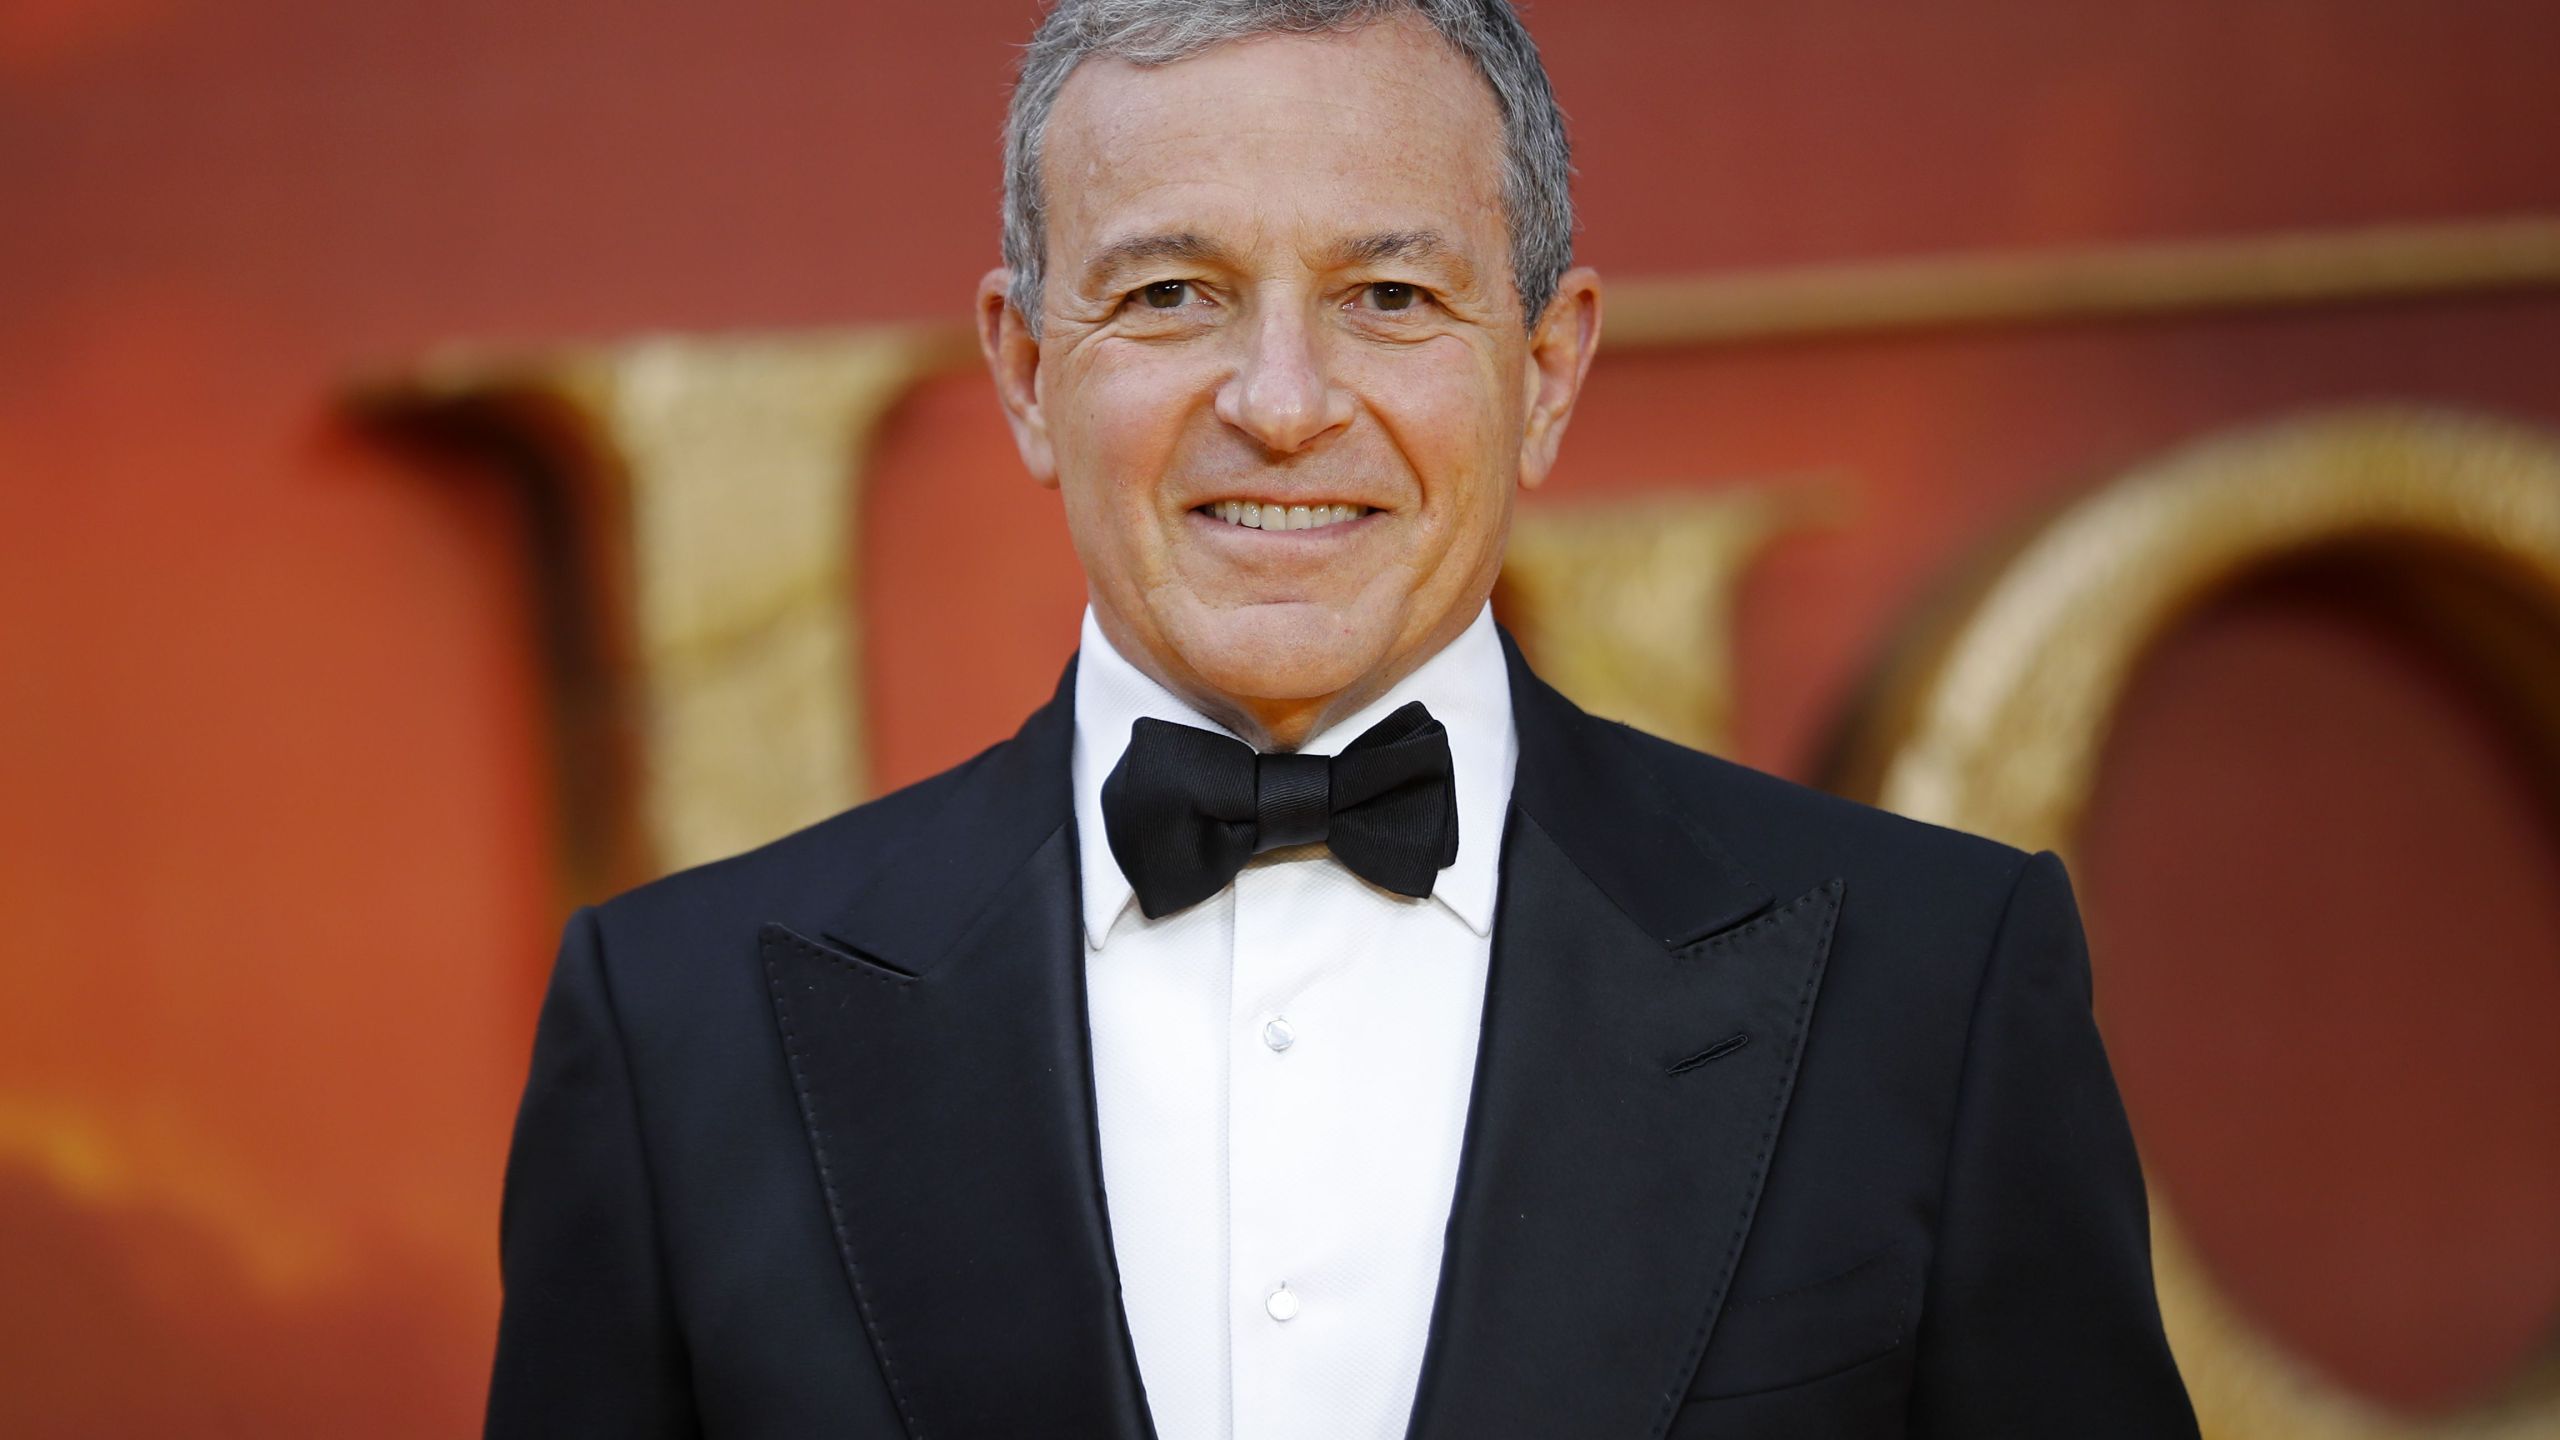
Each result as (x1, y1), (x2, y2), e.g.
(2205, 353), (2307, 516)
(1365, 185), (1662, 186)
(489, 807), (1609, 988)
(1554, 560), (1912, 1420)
(1053, 346), (1212, 500)
(1357, 347), (1519, 533)
(1046, 347), (1212, 585)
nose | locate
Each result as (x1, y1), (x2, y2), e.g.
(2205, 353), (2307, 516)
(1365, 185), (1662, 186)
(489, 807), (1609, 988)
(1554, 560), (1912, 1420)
(1215, 305), (1355, 455)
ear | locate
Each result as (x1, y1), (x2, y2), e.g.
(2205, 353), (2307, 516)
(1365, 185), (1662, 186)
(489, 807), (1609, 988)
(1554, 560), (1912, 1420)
(977, 267), (1057, 487)
(1516, 266), (1603, 491)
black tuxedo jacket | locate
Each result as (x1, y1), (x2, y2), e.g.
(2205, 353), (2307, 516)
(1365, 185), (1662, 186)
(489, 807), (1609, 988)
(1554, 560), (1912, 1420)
(486, 633), (2198, 1439)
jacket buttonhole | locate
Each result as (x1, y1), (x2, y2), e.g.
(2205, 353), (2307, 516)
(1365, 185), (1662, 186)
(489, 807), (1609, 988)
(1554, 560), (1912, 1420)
(1668, 1030), (1750, 1076)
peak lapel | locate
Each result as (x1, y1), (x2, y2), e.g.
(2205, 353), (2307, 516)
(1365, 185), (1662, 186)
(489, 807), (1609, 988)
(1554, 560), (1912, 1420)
(763, 659), (1156, 1440)
(1404, 637), (1843, 1440)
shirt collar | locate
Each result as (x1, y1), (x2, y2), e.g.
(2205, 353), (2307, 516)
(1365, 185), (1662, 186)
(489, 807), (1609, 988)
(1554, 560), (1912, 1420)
(1070, 603), (1518, 949)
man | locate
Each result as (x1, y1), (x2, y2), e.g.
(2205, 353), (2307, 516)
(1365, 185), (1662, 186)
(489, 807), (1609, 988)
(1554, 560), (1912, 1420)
(486, 1), (2200, 1436)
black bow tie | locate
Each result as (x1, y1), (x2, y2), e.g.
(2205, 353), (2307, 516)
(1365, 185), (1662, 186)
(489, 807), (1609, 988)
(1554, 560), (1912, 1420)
(1100, 701), (1460, 919)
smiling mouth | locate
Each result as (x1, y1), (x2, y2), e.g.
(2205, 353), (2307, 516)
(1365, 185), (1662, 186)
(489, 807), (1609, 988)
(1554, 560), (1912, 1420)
(1196, 500), (1374, 532)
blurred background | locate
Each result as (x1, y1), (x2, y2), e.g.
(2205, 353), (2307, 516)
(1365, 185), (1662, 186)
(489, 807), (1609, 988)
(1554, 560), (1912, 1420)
(4, 0), (2559, 1434)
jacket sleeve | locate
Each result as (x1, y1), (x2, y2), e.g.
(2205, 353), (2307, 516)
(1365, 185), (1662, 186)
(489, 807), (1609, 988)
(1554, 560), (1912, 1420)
(1908, 850), (2201, 1437)
(485, 906), (702, 1439)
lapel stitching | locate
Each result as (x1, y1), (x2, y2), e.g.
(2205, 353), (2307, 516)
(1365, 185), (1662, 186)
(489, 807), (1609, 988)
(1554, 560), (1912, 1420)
(767, 812), (1155, 1440)
(1646, 876), (1844, 1440)
(762, 923), (928, 1439)
(1674, 876), (1844, 960)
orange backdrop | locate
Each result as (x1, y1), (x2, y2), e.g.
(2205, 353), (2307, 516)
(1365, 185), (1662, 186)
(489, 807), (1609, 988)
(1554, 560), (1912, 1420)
(5, 1), (2558, 1432)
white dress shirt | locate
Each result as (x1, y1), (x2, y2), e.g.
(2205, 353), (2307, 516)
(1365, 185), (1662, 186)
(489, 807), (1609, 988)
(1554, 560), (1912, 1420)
(1070, 603), (1518, 1440)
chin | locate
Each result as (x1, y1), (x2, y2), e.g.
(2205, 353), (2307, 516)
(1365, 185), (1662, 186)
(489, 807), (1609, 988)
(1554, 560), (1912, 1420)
(1164, 599), (1400, 706)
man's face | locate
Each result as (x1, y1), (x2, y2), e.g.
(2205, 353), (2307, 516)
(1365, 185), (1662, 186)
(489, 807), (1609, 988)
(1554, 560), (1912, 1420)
(980, 15), (1599, 743)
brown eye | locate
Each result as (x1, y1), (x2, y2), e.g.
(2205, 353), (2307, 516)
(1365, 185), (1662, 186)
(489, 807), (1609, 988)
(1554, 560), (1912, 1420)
(1140, 281), (1191, 310)
(1368, 282), (1418, 311)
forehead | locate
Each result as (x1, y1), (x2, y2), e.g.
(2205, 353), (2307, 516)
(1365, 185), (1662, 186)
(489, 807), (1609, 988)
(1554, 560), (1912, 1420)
(1041, 15), (1509, 264)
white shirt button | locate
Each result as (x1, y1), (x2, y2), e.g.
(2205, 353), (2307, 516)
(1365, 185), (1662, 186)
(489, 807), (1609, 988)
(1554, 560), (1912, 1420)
(1262, 1016), (1296, 1052)
(1265, 1284), (1300, 1322)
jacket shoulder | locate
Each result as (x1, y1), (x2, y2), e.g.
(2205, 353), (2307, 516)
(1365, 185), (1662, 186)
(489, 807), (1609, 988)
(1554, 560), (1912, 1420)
(1607, 721), (2033, 913)
(1606, 724), (2053, 1086)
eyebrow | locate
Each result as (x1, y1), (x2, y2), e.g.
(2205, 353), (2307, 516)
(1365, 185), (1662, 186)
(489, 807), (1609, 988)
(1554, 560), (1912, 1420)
(1326, 228), (1466, 275)
(1079, 231), (1237, 292)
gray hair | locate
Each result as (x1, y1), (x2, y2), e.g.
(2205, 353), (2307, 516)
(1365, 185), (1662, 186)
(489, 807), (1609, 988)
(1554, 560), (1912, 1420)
(1001, 0), (1574, 333)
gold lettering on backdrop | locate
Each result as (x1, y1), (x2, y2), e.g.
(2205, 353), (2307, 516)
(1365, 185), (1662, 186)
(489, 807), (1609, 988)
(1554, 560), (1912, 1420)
(355, 328), (977, 891)
(1499, 485), (1841, 755)
(1828, 407), (2560, 1439)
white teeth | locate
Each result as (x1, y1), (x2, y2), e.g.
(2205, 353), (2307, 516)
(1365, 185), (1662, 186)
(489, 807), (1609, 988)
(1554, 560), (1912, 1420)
(1203, 501), (1370, 530)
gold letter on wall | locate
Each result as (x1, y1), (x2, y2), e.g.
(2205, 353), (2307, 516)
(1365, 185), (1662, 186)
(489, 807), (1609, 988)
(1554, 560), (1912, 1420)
(357, 328), (974, 894)
(1831, 405), (2560, 1440)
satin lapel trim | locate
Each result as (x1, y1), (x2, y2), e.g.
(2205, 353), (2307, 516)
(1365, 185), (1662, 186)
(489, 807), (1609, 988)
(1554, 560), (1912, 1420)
(764, 653), (1150, 1440)
(763, 824), (1153, 1440)
(1404, 817), (1843, 1440)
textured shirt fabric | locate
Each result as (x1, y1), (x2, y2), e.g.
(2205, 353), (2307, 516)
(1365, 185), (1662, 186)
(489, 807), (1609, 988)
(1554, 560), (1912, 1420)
(1070, 605), (1518, 1440)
